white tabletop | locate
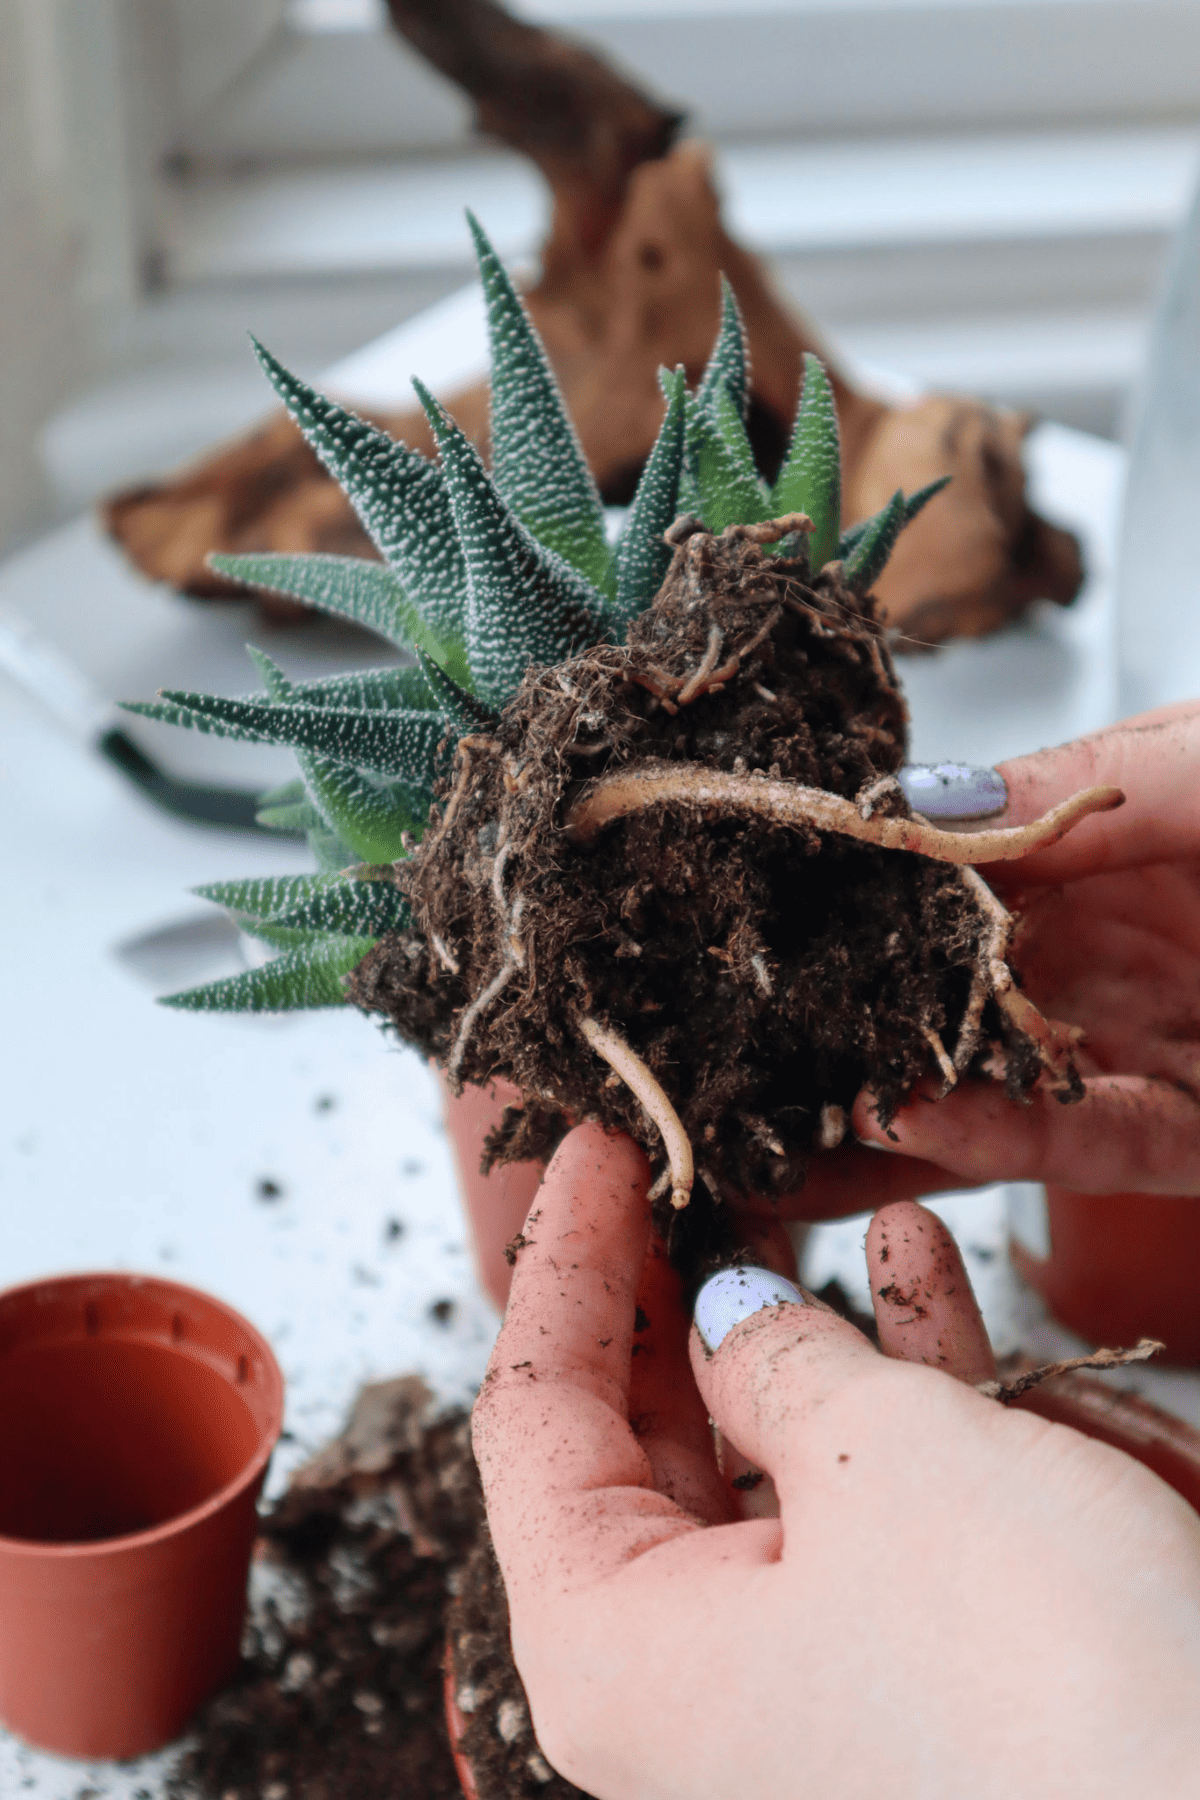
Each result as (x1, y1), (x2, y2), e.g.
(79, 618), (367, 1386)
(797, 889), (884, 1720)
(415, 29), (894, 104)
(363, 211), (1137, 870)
(0, 287), (1182, 1795)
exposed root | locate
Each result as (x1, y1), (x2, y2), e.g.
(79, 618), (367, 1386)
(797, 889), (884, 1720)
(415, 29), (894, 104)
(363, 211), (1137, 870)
(817, 1103), (847, 1149)
(676, 623), (725, 705)
(922, 1024), (957, 1091)
(856, 774), (904, 820)
(423, 736), (500, 864)
(977, 1338), (1163, 1404)
(430, 933), (461, 976)
(446, 954), (519, 1085)
(578, 1015), (694, 1209)
(959, 867), (1080, 1087)
(565, 761), (1124, 862)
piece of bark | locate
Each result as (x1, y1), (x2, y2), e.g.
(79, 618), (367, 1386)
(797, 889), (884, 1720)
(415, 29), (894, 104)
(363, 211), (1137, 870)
(103, 16), (1082, 641)
(386, 0), (683, 260)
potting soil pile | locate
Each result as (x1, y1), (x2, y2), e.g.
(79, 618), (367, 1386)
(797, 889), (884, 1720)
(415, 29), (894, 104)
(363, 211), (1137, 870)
(166, 1376), (590, 1800)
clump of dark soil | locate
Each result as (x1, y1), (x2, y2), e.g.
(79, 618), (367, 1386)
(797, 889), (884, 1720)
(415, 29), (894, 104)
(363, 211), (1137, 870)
(167, 1378), (587, 1800)
(350, 519), (1074, 1278)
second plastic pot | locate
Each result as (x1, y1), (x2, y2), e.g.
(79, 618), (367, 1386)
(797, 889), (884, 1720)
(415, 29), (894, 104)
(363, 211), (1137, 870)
(0, 1271), (284, 1759)
(1010, 1185), (1200, 1364)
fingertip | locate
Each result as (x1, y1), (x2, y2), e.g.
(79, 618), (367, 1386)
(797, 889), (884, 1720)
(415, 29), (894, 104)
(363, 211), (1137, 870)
(867, 1200), (996, 1384)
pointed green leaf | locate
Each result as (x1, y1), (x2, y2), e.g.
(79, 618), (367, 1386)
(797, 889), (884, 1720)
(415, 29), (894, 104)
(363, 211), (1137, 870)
(710, 379), (759, 485)
(249, 657), (434, 717)
(844, 489), (905, 593)
(684, 390), (768, 535)
(141, 691), (448, 786)
(415, 648), (498, 730)
(837, 476), (950, 562)
(195, 874), (336, 920)
(468, 214), (611, 592)
(251, 342), (467, 640)
(771, 354), (841, 570)
(160, 934), (375, 1013)
(612, 367), (687, 627)
(209, 553), (469, 685)
(697, 277), (750, 423)
(256, 796), (319, 833)
(414, 379), (610, 709)
(271, 876), (410, 938)
(248, 648), (427, 863)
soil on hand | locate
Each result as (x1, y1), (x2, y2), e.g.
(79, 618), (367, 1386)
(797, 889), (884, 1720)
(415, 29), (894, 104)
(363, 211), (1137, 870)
(351, 522), (1046, 1277)
(167, 1379), (588, 1800)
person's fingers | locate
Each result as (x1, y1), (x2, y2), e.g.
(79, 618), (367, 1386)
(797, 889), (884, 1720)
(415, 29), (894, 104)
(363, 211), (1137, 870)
(852, 1073), (1200, 1195)
(866, 1201), (996, 1384)
(745, 1138), (982, 1222)
(976, 704), (1200, 888)
(473, 1123), (702, 1602)
(625, 1231), (731, 1526)
(688, 1268), (881, 1500)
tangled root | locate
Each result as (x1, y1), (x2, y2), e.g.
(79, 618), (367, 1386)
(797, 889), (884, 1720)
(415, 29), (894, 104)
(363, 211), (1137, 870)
(351, 518), (1114, 1249)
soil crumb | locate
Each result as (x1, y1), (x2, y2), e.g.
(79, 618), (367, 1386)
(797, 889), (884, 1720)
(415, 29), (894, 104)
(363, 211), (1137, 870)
(167, 1378), (589, 1800)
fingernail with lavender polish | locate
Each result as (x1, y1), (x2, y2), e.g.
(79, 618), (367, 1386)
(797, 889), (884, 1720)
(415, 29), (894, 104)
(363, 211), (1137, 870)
(693, 1266), (807, 1354)
(898, 763), (1008, 820)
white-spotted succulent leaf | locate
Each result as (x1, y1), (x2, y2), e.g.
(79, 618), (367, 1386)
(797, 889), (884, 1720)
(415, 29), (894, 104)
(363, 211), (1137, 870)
(251, 342), (467, 641)
(838, 476), (952, 562)
(468, 214), (612, 593)
(771, 353), (841, 570)
(413, 378), (611, 709)
(684, 389), (768, 534)
(248, 648), (424, 865)
(844, 490), (906, 593)
(207, 551), (469, 683)
(697, 277), (750, 423)
(161, 935), (376, 1013)
(125, 689), (447, 785)
(414, 648), (498, 731)
(611, 367), (687, 628)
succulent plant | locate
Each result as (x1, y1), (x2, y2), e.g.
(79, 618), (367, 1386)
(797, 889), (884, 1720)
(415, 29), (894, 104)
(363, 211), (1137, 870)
(125, 218), (1115, 1231)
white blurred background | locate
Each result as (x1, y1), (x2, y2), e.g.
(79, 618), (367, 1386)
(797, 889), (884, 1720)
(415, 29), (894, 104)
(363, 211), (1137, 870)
(3, 0), (1200, 560)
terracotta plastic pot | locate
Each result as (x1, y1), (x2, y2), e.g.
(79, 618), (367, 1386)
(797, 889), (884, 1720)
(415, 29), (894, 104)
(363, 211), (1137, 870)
(1010, 1185), (1200, 1365)
(444, 1654), (482, 1800)
(0, 1271), (284, 1759)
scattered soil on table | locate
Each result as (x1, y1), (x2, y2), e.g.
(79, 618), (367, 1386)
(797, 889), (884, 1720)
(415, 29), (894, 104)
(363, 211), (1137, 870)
(167, 1377), (589, 1800)
(351, 524), (1028, 1287)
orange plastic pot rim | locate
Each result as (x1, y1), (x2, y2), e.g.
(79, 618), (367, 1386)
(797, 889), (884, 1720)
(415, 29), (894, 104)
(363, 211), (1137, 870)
(0, 1269), (284, 1559)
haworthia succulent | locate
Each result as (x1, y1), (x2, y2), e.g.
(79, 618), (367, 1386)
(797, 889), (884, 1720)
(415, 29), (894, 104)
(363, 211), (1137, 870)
(468, 214), (611, 593)
(844, 489), (905, 593)
(414, 379), (610, 709)
(251, 342), (467, 641)
(248, 648), (423, 864)
(126, 692), (448, 787)
(697, 277), (750, 424)
(270, 877), (409, 938)
(207, 552), (469, 685)
(684, 390), (768, 534)
(709, 380), (760, 489)
(771, 354), (841, 570)
(838, 475), (952, 561)
(280, 664), (436, 715)
(161, 934), (376, 1013)
(612, 367), (687, 628)
(414, 648), (498, 730)
(194, 874), (337, 920)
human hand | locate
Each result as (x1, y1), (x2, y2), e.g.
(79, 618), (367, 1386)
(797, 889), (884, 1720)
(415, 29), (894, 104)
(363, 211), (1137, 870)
(473, 1121), (1200, 1800)
(852, 702), (1200, 1195)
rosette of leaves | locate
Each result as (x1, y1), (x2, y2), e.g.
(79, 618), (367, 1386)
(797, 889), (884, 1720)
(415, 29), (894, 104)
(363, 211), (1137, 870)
(125, 217), (1118, 1229)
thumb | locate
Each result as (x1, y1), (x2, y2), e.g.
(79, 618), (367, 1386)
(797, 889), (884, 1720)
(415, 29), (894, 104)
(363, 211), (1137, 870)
(688, 1269), (878, 1500)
